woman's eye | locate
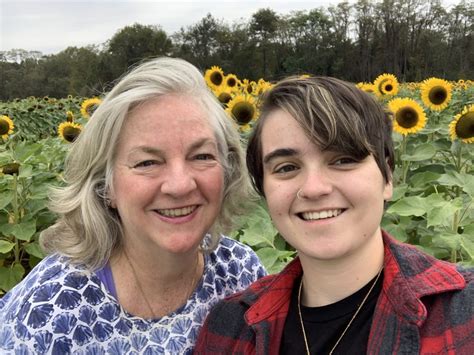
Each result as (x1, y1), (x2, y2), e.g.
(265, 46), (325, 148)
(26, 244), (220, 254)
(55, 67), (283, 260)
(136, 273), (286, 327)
(275, 164), (298, 174)
(134, 160), (157, 168)
(194, 153), (215, 161)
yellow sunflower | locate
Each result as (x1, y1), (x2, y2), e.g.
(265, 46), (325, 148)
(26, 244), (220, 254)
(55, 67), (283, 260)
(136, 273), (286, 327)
(80, 97), (101, 119)
(226, 94), (259, 127)
(225, 74), (239, 89)
(205, 66), (225, 89)
(58, 122), (82, 143)
(357, 82), (376, 94)
(214, 87), (234, 106)
(256, 79), (273, 95)
(241, 79), (257, 95)
(388, 98), (427, 135)
(373, 73), (399, 97)
(0, 115), (14, 139)
(420, 78), (452, 111)
(449, 105), (474, 143)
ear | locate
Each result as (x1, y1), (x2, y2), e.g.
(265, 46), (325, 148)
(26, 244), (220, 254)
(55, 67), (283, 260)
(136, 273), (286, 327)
(383, 179), (393, 201)
(107, 188), (117, 209)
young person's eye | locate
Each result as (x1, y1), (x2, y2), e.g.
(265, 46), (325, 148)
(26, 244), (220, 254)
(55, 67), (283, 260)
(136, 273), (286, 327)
(332, 157), (358, 166)
(275, 164), (298, 174)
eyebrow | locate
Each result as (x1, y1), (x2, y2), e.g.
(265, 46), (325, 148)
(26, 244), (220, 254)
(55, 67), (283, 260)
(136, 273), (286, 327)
(263, 148), (299, 165)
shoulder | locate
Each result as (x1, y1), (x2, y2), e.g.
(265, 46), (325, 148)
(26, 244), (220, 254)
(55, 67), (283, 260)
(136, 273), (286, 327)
(0, 254), (114, 351)
(209, 236), (267, 279)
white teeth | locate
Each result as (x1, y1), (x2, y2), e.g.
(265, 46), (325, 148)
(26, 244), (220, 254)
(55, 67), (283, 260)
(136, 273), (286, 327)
(301, 209), (342, 221)
(157, 206), (196, 217)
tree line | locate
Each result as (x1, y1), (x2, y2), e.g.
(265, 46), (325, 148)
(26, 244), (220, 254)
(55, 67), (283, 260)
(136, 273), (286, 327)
(1, 0), (472, 100)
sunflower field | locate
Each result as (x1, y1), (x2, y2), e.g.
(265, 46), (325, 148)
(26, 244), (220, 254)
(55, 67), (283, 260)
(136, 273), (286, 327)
(0, 69), (473, 293)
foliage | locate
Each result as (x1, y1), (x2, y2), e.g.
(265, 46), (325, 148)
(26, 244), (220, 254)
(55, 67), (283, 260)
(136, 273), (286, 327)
(0, 75), (473, 295)
(0, 137), (68, 294)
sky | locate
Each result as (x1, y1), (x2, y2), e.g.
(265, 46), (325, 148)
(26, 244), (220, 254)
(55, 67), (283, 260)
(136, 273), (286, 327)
(0, 0), (461, 55)
(0, 0), (341, 55)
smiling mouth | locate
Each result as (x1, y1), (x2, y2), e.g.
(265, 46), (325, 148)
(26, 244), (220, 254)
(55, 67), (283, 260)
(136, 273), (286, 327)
(299, 209), (344, 221)
(156, 205), (198, 217)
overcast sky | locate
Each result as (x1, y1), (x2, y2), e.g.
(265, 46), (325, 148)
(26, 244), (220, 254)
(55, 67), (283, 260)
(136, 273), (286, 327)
(0, 0), (337, 55)
(1, 0), (460, 55)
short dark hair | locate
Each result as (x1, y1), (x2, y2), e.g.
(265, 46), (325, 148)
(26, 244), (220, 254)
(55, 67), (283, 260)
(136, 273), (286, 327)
(246, 76), (395, 196)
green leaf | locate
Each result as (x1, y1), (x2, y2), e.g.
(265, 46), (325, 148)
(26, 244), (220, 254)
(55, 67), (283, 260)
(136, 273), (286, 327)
(239, 204), (277, 248)
(13, 143), (42, 163)
(460, 236), (474, 261)
(426, 198), (463, 228)
(0, 263), (25, 292)
(0, 191), (14, 210)
(387, 196), (427, 216)
(11, 220), (37, 241)
(18, 164), (33, 178)
(0, 240), (15, 253)
(25, 242), (45, 258)
(436, 232), (462, 251)
(390, 184), (408, 201)
(383, 224), (408, 242)
(409, 172), (441, 189)
(402, 143), (436, 162)
(256, 247), (295, 272)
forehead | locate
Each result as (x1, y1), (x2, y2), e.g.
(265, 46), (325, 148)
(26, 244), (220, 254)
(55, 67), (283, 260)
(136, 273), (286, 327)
(118, 95), (216, 150)
(261, 109), (310, 153)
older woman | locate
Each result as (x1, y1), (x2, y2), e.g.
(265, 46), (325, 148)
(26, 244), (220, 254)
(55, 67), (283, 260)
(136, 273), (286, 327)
(0, 57), (266, 354)
(195, 76), (473, 354)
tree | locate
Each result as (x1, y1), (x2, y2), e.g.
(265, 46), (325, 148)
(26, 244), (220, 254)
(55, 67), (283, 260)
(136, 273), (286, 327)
(104, 23), (173, 81)
(249, 8), (280, 77)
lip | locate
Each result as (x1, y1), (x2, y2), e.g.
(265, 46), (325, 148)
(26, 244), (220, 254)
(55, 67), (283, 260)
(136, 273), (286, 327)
(152, 204), (200, 224)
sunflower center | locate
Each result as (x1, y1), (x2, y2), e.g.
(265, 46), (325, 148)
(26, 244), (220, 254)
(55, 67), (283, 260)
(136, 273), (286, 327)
(227, 78), (237, 87)
(396, 107), (419, 128)
(428, 86), (447, 104)
(210, 72), (223, 86)
(232, 102), (255, 124)
(384, 84), (393, 92)
(86, 104), (99, 117)
(456, 112), (474, 139)
(0, 119), (10, 135)
(63, 126), (81, 142)
(218, 92), (232, 104)
(1, 163), (20, 175)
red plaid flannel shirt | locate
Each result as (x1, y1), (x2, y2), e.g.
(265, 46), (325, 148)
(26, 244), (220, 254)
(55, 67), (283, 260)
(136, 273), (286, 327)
(194, 231), (474, 354)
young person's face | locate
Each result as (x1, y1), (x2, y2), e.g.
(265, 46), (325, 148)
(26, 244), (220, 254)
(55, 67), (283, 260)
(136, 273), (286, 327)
(261, 109), (392, 262)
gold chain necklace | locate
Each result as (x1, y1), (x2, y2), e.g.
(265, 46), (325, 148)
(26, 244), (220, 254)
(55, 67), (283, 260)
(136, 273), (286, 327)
(123, 251), (200, 319)
(297, 267), (383, 355)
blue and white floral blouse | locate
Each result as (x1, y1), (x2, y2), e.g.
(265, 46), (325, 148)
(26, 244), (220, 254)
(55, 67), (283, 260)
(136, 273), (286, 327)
(0, 236), (266, 354)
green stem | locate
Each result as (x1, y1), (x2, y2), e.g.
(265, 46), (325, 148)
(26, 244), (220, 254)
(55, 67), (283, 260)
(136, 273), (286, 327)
(401, 135), (409, 184)
(12, 174), (21, 264)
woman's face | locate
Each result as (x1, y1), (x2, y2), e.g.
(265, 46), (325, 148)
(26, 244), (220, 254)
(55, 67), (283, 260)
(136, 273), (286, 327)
(261, 109), (392, 263)
(110, 95), (224, 255)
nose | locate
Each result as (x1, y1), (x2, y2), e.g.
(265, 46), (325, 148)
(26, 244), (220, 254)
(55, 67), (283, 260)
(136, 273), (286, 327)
(298, 168), (333, 199)
(160, 163), (197, 197)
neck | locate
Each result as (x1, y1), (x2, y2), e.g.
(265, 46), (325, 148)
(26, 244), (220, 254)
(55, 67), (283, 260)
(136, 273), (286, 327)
(298, 232), (384, 307)
(111, 245), (203, 318)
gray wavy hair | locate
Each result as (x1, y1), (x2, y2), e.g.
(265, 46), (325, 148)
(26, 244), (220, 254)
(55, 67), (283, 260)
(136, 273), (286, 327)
(40, 57), (251, 270)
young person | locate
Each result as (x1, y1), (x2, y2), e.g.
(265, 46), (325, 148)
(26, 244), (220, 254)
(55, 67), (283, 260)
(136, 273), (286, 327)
(195, 76), (474, 354)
